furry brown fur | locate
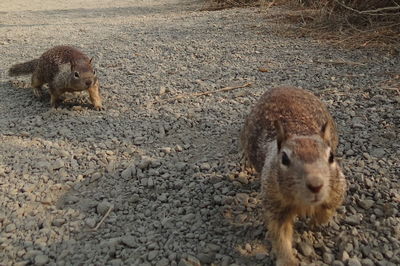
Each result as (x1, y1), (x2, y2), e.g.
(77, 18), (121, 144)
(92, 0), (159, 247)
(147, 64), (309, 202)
(241, 86), (346, 265)
(9, 45), (102, 110)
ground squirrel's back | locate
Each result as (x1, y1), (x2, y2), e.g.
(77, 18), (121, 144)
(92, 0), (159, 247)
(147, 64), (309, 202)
(241, 86), (338, 173)
(36, 45), (93, 83)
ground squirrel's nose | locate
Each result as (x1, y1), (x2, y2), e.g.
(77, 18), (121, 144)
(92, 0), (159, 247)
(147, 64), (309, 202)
(307, 183), (323, 193)
(85, 80), (92, 86)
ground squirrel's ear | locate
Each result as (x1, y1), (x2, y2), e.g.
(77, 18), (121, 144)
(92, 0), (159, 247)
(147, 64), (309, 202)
(274, 120), (286, 151)
(320, 122), (331, 146)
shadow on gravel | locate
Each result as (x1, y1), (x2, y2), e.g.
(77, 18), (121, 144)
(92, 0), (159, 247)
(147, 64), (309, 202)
(0, 81), (100, 120)
(0, 22), (96, 28)
(32, 107), (276, 265)
(29, 1), (195, 20)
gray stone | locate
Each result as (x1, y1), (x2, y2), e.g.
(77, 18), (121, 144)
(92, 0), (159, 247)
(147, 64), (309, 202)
(53, 159), (64, 169)
(199, 163), (210, 171)
(138, 157), (152, 169)
(299, 242), (314, 256)
(358, 199), (374, 210)
(85, 217), (97, 228)
(323, 252), (334, 264)
(121, 167), (132, 179)
(175, 162), (187, 171)
(370, 148), (385, 158)
(121, 235), (137, 248)
(5, 223), (16, 233)
(206, 243), (221, 252)
(34, 254), (49, 266)
(340, 250), (350, 262)
(332, 261), (345, 266)
(109, 259), (123, 266)
(197, 253), (215, 264)
(52, 218), (66, 227)
(361, 258), (375, 266)
(147, 177), (154, 187)
(148, 250), (159, 261)
(182, 255), (201, 266)
(345, 215), (362, 225)
(156, 258), (170, 266)
(97, 201), (113, 215)
(347, 257), (362, 266)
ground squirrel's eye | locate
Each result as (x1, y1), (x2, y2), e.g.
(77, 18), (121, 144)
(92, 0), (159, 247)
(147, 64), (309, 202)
(281, 152), (290, 166)
(93, 69), (96, 75)
(329, 152), (334, 164)
(74, 71), (80, 78)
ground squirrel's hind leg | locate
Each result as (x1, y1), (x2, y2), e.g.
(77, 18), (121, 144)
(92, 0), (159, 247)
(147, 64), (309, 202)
(87, 79), (103, 110)
(31, 71), (44, 98)
(266, 207), (299, 266)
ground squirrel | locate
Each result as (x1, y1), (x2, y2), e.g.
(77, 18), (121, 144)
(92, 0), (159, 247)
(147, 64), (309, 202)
(241, 86), (347, 266)
(9, 45), (103, 110)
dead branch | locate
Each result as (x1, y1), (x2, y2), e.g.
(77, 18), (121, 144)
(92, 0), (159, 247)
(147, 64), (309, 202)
(334, 0), (400, 16)
(313, 59), (366, 66)
(92, 205), (113, 231)
(153, 82), (253, 104)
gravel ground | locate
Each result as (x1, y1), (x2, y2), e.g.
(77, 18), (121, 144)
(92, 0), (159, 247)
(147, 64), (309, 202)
(0, 0), (399, 265)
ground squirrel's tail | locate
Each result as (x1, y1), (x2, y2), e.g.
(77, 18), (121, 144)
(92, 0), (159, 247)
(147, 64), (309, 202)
(8, 59), (39, 76)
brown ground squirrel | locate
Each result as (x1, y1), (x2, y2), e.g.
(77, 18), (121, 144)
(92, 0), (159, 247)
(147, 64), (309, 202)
(241, 86), (347, 266)
(9, 45), (103, 110)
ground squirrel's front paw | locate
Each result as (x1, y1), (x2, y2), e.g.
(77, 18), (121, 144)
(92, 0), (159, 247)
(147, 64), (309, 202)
(93, 105), (104, 111)
(33, 87), (43, 98)
(276, 257), (299, 266)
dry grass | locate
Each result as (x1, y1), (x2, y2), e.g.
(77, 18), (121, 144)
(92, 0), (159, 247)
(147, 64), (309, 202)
(264, 0), (400, 50)
(203, 0), (400, 50)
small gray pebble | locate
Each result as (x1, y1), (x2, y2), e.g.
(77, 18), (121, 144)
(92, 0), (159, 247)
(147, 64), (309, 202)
(34, 254), (49, 266)
(121, 167), (132, 179)
(200, 163), (210, 171)
(97, 201), (113, 215)
(298, 242), (314, 257)
(323, 252), (334, 264)
(361, 258), (375, 266)
(52, 218), (66, 227)
(340, 250), (350, 261)
(53, 159), (64, 169)
(175, 162), (187, 171)
(347, 257), (362, 266)
(345, 215), (362, 225)
(185, 255), (201, 266)
(148, 250), (159, 261)
(332, 261), (345, 266)
(5, 223), (16, 233)
(85, 217), (97, 228)
(156, 258), (170, 266)
(197, 253), (215, 264)
(358, 199), (374, 210)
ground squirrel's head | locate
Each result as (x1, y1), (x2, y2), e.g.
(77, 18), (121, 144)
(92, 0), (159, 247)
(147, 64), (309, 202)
(273, 120), (342, 206)
(68, 58), (97, 91)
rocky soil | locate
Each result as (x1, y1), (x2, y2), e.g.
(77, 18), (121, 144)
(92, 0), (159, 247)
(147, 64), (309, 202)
(0, 0), (399, 265)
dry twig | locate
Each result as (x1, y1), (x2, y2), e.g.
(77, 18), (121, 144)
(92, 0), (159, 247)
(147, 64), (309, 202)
(313, 59), (366, 66)
(153, 82), (253, 104)
(334, 0), (400, 16)
(92, 205), (113, 231)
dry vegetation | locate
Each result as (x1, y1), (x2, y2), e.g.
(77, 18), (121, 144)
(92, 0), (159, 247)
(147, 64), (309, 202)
(205, 0), (400, 50)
